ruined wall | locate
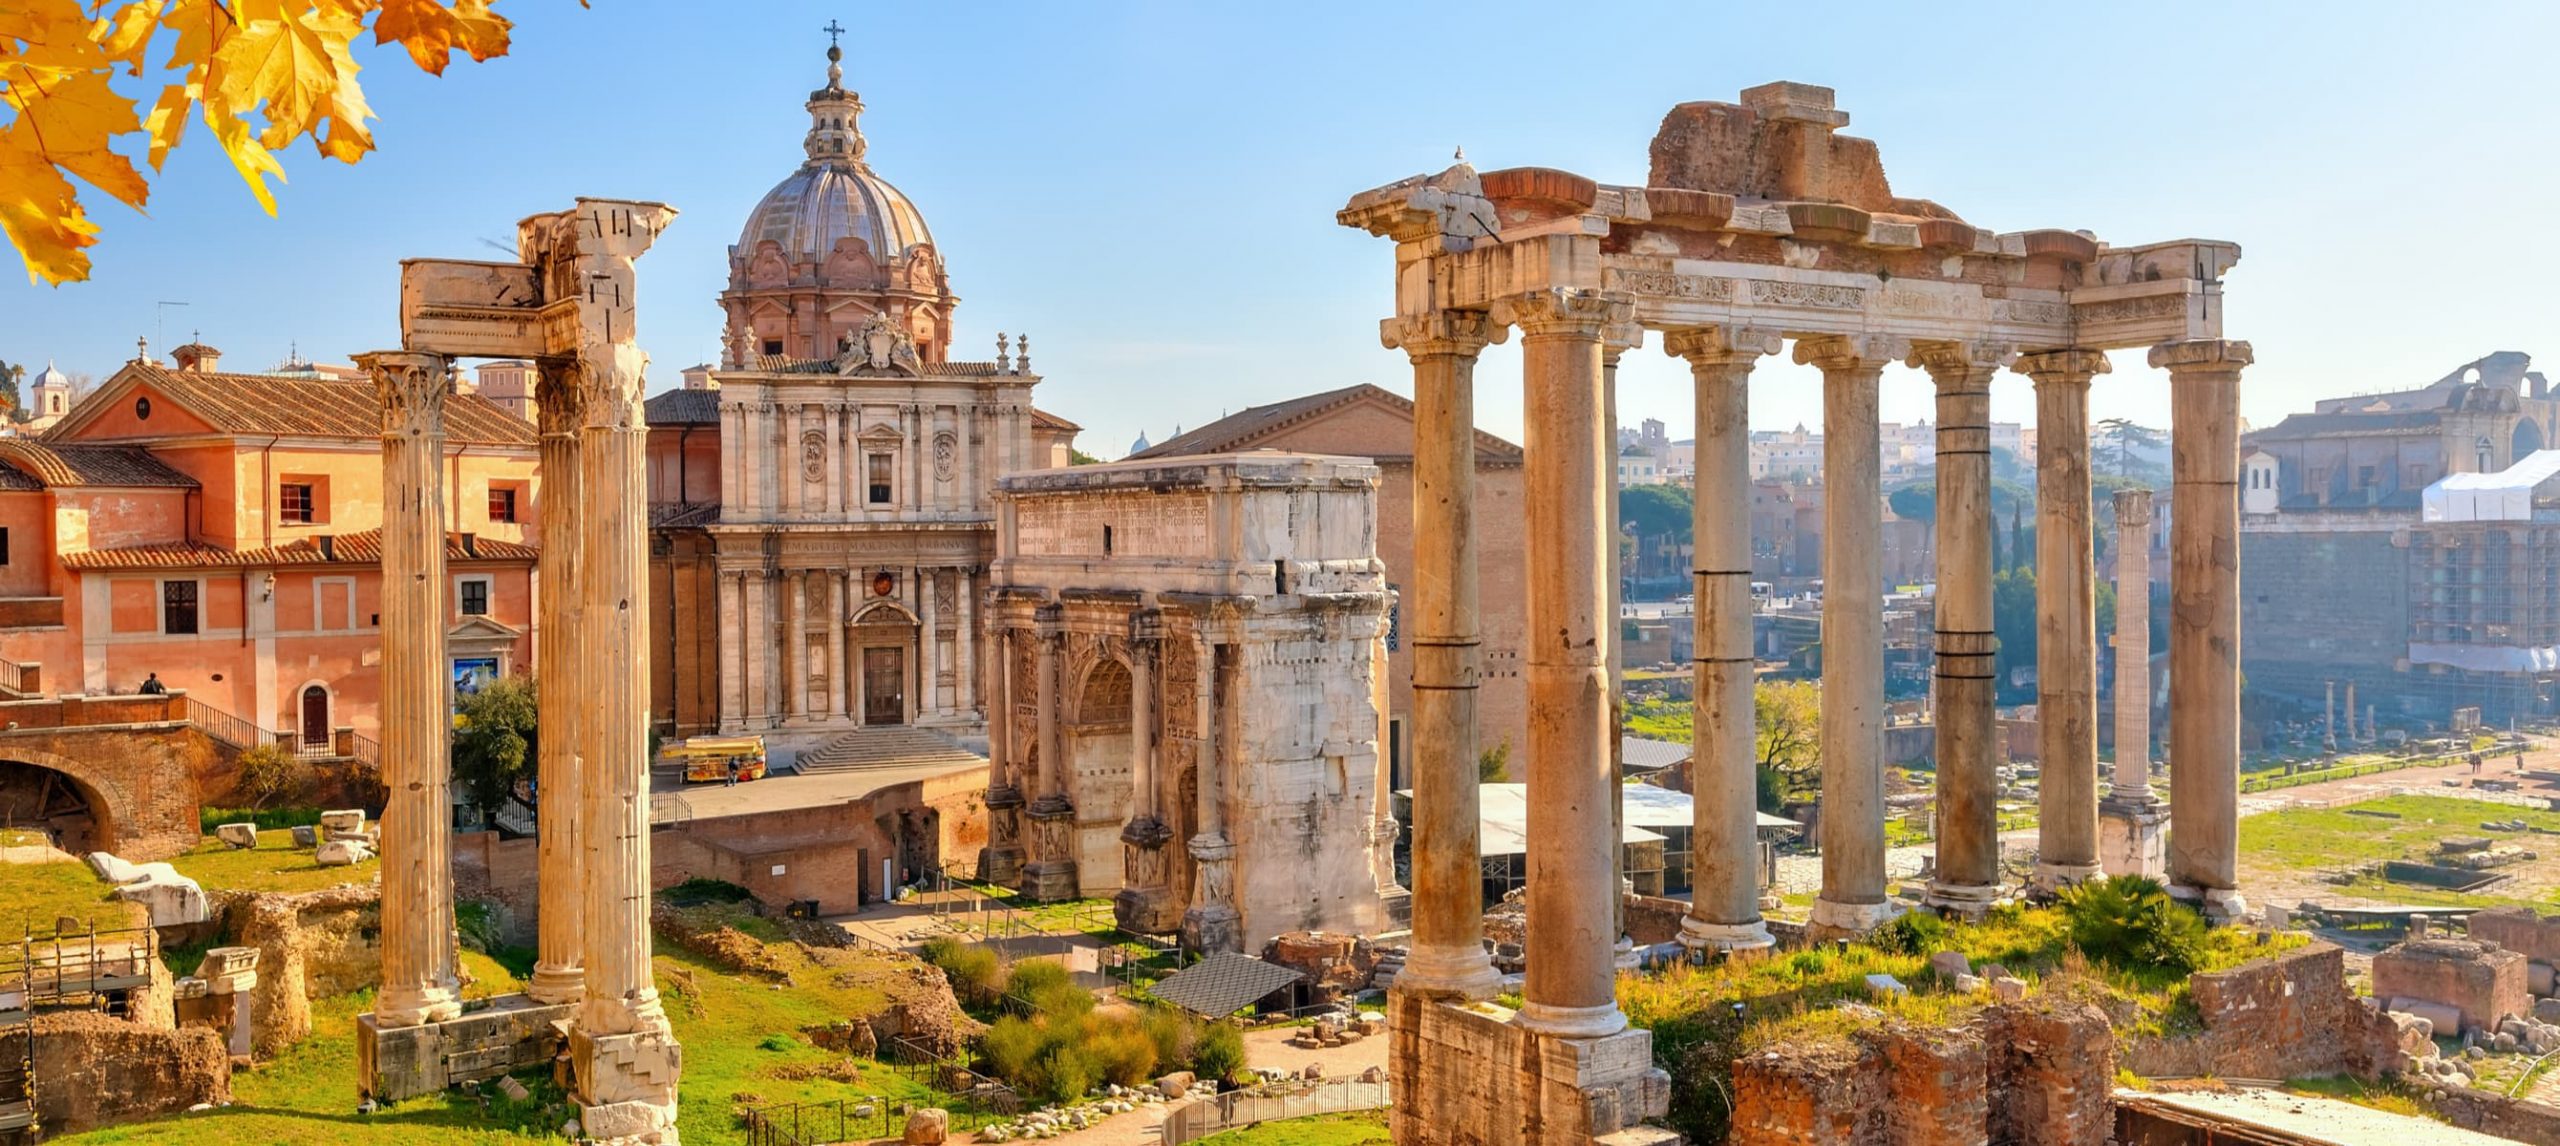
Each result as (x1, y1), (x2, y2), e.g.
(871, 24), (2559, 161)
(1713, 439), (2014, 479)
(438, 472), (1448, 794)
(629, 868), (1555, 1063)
(650, 773), (983, 916)
(452, 828), (541, 946)
(2125, 943), (2418, 1080)
(0, 707), (225, 861)
(2466, 907), (2560, 966)
(219, 883), (382, 1056)
(0, 1011), (228, 1135)
(1623, 894), (1690, 948)
(2372, 938), (2529, 1038)
(2432, 1089), (2560, 1145)
(1729, 1000), (2110, 1146)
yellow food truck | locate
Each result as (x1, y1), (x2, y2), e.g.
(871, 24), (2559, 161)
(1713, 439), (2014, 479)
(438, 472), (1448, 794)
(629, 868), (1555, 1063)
(663, 735), (767, 784)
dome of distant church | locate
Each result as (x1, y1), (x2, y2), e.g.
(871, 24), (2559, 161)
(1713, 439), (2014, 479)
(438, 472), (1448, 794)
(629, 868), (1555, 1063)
(733, 46), (934, 265)
(33, 360), (65, 388)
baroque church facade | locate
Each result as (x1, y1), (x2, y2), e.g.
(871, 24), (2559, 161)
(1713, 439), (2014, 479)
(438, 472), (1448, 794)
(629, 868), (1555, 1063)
(647, 45), (1077, 753)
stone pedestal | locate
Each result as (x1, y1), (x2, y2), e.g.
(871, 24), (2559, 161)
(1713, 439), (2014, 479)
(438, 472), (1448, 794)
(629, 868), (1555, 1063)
(1180, 833), (1242, 954)
(1021, 794), (1080, 903)
(358, 994), (578, 1104)
(2098, 796), (2167, 880)
(981, 784), (1026, 886)
(1387, 993), (1674, 1146)
(1113, 816), (1180, 934)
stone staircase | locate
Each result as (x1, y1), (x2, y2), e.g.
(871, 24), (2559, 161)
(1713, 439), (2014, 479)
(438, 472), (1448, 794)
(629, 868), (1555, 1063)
(792, 726), (984, 775)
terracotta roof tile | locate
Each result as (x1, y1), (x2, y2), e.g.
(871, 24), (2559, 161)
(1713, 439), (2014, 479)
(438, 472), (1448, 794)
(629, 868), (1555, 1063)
(0, 440), (198, 488)
(645, 389), (721, 426)
(61, 529), (535, 571)
(69, 363), (536, 446)
(1129, 383), (1521, 463)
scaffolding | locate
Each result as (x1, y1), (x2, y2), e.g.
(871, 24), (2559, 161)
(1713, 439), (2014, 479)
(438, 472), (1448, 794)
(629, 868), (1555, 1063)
(0, 923), (161, 1141)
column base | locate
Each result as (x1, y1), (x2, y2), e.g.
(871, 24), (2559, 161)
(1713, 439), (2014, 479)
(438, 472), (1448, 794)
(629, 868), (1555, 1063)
(1514, 998), (1629, 1040)
(525, 963), (585, 1007)
(570, 1024), (683, 1145)
(1677, 917), (1775, 955)
(1113, 883), (1182, 935)
(1613, 937), (1640, 972)
(1021, 793), (1080, 902)
(1180, 902), (1242, 956)
(1389, 994), (1669, 1146)
(2098, 799), (2169, 881)
(979, 844), (1025, 888)
(2030, 860), (2103, 894)
(1390, 944), (1505, 1002)
(1921, 880), (2009, 919)
(1807, 896), (1900, 940)
(357, 994), (577, 1104)
(2171, 883), (2253, 926)
(1019, 861), (1081, 904)
(373, 982), (464, 1029)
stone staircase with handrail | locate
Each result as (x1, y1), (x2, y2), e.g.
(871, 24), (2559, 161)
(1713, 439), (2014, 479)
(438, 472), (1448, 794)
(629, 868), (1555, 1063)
(792, 727), (982, 775)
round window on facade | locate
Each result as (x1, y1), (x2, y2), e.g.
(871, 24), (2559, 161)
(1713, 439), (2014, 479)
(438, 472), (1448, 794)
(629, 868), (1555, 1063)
(134, 396), (151, 420)
(872, 570), (896, 597)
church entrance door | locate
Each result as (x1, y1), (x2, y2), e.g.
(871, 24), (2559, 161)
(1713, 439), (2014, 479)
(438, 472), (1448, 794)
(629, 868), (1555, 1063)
(863, 647), (905, 726)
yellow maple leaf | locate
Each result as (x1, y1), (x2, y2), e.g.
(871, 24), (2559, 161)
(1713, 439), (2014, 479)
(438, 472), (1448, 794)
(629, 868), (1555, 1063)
(0, 129), (102, 284)
(141, 80), (190, 168)
(2, 63), (147, 208)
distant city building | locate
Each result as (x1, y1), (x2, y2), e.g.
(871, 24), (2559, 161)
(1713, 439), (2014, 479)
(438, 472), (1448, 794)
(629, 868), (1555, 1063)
(2242, 351), (2560, 725)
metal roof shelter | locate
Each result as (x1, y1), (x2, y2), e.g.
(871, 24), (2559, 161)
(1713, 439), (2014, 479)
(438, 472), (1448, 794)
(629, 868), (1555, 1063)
(2422, 449), (2560, 522)
(1147, 952), (1304, 1019)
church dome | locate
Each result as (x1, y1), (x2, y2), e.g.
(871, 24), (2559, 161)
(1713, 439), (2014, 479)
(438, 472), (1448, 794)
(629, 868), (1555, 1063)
(734, 44), (933, 263)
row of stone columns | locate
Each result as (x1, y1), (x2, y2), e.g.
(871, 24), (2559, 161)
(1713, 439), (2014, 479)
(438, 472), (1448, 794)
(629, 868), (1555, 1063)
(714, 565), (981, 731)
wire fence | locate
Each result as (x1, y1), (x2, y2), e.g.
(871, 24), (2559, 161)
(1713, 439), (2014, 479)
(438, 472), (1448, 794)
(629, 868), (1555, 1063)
(1156, 1079), (1392, 1145)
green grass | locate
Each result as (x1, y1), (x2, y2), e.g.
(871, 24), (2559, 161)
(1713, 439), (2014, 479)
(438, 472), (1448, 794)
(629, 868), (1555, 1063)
(57, 927), (961, 1145)
(1623, 698), (1692, 742)
(167, 830), (379, 894)
(1195, 1110), (1391, 1146)
(0, 858), (142, 934)
(2240, 794), (2560, 874)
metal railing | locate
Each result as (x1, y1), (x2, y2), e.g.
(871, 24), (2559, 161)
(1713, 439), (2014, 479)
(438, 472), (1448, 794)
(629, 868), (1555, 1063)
(0, 656), (37, 698)
(178, 696), (379, 767)
(1157, 1079), (1391, 1145)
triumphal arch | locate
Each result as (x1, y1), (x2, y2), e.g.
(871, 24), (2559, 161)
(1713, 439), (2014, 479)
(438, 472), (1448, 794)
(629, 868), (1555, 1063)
(1343, 82), (2248, 1144)
(352, 198), (685, 1144)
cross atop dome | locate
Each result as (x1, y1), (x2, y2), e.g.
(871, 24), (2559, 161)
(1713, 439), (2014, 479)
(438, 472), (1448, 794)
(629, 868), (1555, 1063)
(820, 19), (847, 91)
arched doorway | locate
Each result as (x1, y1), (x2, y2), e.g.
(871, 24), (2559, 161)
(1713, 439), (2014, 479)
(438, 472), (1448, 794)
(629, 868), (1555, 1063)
(1067, 657), (1135, 885)
(0, 759), (109, 855)
(299, 684), (331, 749)
(848, 601), (919, 727)
(2515, 419), (2545, 463)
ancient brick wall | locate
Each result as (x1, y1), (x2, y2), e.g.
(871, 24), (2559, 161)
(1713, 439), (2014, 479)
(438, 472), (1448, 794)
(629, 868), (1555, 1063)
(217, 883), (381, 1057)
(1731, 1037), (1882, 1145)
(451, 829), (542, 946)
(0, 705), (223, 861)
(1623, 894), (1690, 947)
(2433, 1089), (2560, 1145)
(1988, 1000), (2113, 1146)
(2125, 943), (2416, 1080)
(2467, 907), (2560, 967)
(0, 1011), (228, 1135)
(1729, 1001), (2109, 1146)
(2372, 938), (2529, 1038)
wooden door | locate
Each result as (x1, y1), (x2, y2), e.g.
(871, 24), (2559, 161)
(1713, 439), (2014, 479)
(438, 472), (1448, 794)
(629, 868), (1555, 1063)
(863, 646), (905, 726)
(300, 685), (329, 747)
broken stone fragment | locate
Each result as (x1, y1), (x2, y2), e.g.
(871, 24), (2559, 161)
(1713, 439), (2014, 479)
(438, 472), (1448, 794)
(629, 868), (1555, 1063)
(1863, 973), (1908, 996)
(1990, 976), (2028, 1002)
(315, 839), (374, 866)
(215, 823), (259, 850)
(1928, 951), (1972, 979)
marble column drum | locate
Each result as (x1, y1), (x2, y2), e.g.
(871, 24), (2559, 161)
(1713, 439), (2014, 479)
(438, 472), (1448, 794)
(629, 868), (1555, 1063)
(2158, 339), (2254, 923)
(1667, 326), (1780, 953)
(1799, 334), (1905, 939)
(2019, 348), (2110, 892)
(1497, 287), (1629, 1039)
(1381, 310), (1504, 999)
(1915, 341), (2009, 913)
(528, 364), (587, 1007)
(360, 349), (464, 1030)
(2100, 487), (2166, 879)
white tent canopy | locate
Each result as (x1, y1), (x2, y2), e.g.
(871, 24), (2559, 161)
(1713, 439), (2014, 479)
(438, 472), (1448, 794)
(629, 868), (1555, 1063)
(2423, 449), (2560, 522)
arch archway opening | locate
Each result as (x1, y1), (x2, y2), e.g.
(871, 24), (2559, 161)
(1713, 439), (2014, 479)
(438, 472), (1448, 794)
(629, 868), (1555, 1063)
(0, 759), (110, 856)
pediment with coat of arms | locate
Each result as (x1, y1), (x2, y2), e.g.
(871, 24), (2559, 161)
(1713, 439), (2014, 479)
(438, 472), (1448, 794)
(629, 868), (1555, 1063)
(836, 311), (922, 377)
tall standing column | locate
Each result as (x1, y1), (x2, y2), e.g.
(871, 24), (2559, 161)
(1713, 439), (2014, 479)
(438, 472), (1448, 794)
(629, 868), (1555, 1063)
(530, 198), (683, 1144)
(1379, 310), (1502, 999)
(743, 570), (770, 729)
(919, 569), (941, 719)
(783, 570), (808, 722)
(529, 363), (587, 1006)
(1023, 608), (1079, 901)
(1114, 620), (1177, 933)
(1798, 334), (1906, 939)
(984, 626), (1027, 884)
(2157, 338), (2253, 923)
(2100, 488), (2166, 879)
(2018, 348), (2110, 891)
(1914, 341), (2010, 913)
(826, 573), (849, 720)
(1494, 287), (1629, 1039)
(1667, 326), (1781, 953)
(1181, 630), (1241, 953)
(717, 570), (744, 732)
(360, 349), (464, 1029)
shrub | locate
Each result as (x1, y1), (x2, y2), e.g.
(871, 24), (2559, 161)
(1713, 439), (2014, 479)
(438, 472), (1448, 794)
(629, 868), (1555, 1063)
(758, 1034), (797, 1052)
(1874, 910), (1948, 957)
(1030, 1042), (1100, 1105)
(982, 1016), (1045, 1084)
(1191, 1022), (1247, 1087)
(2059, 875), (2209, 978)
(661, 877), (756, 907)
(197, 805), (322, 834)
(232, 743), (309, 810)
(1005, 958), (1072, 1000)
(1141, 1008), (1196, 1067)
(1086, 1022), (1158, 1088)
(920, 937), (1004, 1006)
(1029, 980), (1095, 1020)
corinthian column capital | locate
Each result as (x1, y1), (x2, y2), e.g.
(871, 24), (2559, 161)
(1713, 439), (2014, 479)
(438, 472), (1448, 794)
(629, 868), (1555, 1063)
(1792, 332), (1909, 374)
(1663, 325), (1783, 369)
(1908, 340), (2017, 387)
(535, 360), (588, 439)
(2013, 347), (2114, 386)
(2148, 339), (2254, 376)
(1379, 310), (1502, 360)
(357, 351), (452, 437)
(1490, 287), (1631, 340)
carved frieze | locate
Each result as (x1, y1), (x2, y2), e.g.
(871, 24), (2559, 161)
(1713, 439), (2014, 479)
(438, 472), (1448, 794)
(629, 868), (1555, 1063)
(1996, 299), (2069, 325)
(2073, 293), (2188, 324)
(1605, 269), (1736, 302)
(1750, 280), (1865, 310)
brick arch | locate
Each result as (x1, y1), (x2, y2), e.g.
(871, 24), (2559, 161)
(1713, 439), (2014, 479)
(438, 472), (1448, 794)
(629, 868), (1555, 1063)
(0, 746), (132, 856)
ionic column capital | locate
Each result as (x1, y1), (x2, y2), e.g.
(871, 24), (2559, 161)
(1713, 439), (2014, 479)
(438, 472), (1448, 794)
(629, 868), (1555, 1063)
(1792, 332), (1909, 375)
(1379, 310), (1504, 360)
(357, 351), (453, 436)
(1908, 340), (2017, 387)
(1601, 319), (1646, 366)
(1490, 287), (1630, 341)
(2013, 347), (2113, 386)
(2148, 338), (2254, 376)
(1663, 325), (1783, 371)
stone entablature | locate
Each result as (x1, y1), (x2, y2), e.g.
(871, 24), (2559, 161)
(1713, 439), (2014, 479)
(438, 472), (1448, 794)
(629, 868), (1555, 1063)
(985, 454), (1398, 951)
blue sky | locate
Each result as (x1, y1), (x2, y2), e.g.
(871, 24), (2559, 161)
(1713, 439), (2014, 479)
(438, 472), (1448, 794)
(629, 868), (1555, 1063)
(6, 1), (2558, 457)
